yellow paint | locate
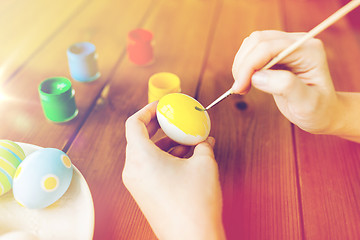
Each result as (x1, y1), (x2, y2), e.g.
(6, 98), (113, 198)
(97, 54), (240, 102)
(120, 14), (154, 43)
(61, 155), (72, 168)
(16, 200), (25, 208)
(14, 166), (21, 179)
(0, 148), (20, 167)
(0, 140), (25, 161)
(46, 200), (60, 209)
(148, 72), (181, 103)
(0, 157), (16, 176)
(43, 176), (58, 191)
(0, 171), (11, 196)
(157, 93), (209, 136)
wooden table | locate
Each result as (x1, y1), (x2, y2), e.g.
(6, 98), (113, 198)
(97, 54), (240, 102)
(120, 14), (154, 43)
(1, 0), (360, 239)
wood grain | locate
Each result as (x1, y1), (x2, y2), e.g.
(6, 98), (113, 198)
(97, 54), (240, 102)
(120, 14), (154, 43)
(197, 0), (302, 239)
(0, 0), (87, 85)
(282, 0), (360, 239)
(0, 0), (154, 148)
(340, 0), (360, 30)
(1, 0), (360, 239)
(66, 0), (222, 238)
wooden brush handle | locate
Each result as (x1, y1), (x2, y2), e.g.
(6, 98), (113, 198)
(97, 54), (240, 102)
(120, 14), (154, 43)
(262, 0), (360, 70)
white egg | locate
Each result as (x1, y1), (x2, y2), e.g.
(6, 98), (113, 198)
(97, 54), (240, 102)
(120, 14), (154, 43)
(156, 93), (211, 145)
(13, 148), (73, 209)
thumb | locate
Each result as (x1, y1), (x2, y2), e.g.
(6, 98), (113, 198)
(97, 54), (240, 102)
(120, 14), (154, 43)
(251, 69), (308, 98)
(192, 137), (215, 159)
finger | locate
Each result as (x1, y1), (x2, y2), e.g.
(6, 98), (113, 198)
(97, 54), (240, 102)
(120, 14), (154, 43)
(251, 69), (311, 103)
(192, 137), (215, 159)
(231, 31), (288, 93)
(155, 137), (192, 158)
(169, 145), (192, 158)
(232, 31), (300, 82)
(155, 137), (179, 152)
(125, 101), (158, 144)
(232, 38), (296, 93)
(231, 31), (307, 94)
(147, 117), (160, 139)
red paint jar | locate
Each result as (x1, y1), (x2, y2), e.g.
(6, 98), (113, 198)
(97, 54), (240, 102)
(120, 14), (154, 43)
(127, 29), (153, 65)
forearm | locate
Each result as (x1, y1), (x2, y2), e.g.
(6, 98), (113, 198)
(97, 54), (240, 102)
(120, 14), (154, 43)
(151, 207), (226, 240)
(152, 218), (226, 240)
(330, 92), (360, 142)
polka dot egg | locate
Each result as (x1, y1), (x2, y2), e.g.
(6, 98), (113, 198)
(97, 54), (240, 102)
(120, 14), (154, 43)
(13, 148), (73, 209)
(0, 140), (25, 196)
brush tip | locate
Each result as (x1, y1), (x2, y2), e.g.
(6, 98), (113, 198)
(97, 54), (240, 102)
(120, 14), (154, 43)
(195, 106), (206, 111)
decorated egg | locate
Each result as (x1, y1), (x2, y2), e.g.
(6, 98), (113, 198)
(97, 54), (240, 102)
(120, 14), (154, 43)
(156, 93), (211, 145)
(13, 148), (73, 209)
(0, 140), (25, 196)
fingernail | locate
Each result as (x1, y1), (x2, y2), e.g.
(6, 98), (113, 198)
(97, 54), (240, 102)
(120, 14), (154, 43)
(231, 83), (248, 95)
(231, 81), (240, 92)
(252, 71), (267, 86)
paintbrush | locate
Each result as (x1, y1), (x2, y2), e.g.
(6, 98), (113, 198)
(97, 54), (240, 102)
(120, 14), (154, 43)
(196, 0), (360, 112)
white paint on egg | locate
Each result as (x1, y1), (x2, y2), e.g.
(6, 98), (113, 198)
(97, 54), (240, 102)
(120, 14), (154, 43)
(156, 110), (209, 145)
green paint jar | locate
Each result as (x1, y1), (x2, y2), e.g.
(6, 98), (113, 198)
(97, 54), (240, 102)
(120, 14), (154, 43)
(38, 77), (78, 123)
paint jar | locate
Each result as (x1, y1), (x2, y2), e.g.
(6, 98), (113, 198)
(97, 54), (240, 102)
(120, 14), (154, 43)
(127, 29), (154, 65)
(148, 72), (181, 103)
(67, 42), (100, 82)
(38, 77), (78, 123)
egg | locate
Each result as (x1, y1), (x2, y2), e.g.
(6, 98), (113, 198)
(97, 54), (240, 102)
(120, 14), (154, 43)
(13, 148), (73, 209)
(156, 93), (211, 145)
(0, 140), (25, 196)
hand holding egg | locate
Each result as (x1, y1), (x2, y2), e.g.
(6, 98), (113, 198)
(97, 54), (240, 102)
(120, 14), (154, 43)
(156, 93), (211, 145)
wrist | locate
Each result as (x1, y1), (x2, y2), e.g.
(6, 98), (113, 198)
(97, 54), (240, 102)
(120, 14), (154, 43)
(154, 209), (225, 240)
(325, 92), (360, 142)
(322, 91), (344, 136)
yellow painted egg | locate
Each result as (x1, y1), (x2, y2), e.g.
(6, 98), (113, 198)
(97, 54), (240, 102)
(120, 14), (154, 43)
(156, 93), (211, 145)
(0, 140), (25, 196)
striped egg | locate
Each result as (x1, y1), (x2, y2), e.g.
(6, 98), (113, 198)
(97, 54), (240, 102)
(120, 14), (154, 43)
(0, 140), (25, 196)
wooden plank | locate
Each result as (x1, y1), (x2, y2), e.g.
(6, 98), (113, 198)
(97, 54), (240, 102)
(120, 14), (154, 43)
(196, 0), (302, 239)
(282, 0), (360, 239)
(0, 0), (154, 149)
(340, 0), (360, 31)
(66, 0), (222, 238)
(0, 0), (87, 85)
(0, 0), (24, 15)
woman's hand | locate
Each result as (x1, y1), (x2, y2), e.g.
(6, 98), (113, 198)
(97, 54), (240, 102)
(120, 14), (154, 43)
(123, 102), (225, 240)
(231, 30), (341, 135)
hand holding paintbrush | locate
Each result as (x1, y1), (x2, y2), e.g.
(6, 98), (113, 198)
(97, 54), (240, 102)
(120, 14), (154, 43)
(197, 0), (360, 111)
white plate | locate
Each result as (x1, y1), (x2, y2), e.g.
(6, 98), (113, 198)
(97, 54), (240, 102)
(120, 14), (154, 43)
(0, 143), (94, 240)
